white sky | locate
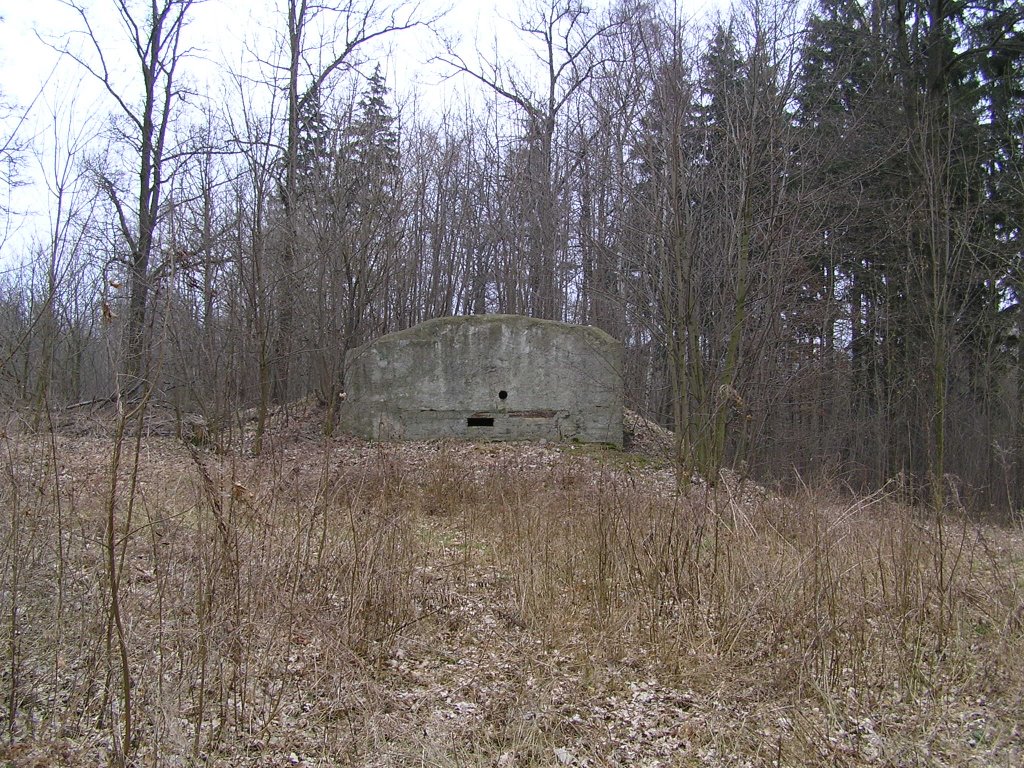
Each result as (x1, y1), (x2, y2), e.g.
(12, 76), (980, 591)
(0, 0), (723, 265)
(0, 0), (507, 133)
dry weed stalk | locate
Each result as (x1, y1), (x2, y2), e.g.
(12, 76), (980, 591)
(0, 433), (1020, 765)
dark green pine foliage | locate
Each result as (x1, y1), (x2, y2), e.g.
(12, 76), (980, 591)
(330, 65), (402, 331)
(279, 81), (332, 211)
(303, 64), (403, 417)
(296, 82), (331, 197)
(795, 0), (915, 483)
(638, 13), (800, 479)
(692, 18), (751, 350)
(697, 22), (746, 162)
(969, 1), (1024, 490)
(797, 0), (874, 119)
(795, 0), (1024, 502)
(340, 64), (400, 211)
(974, 2), (1023, 308)
(904, 0), (1014, 502)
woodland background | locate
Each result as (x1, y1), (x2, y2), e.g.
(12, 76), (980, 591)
(0, 0), (1022, 513)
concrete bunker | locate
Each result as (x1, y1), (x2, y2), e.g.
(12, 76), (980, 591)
(338, 314), (623, 446)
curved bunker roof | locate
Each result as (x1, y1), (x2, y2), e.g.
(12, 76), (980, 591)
(338, 314), (623, 446)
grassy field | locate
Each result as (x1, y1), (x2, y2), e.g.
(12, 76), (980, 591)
(1, 406), (1022, 766)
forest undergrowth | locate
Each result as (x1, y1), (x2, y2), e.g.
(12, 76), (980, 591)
(1, 405), (1022, 767)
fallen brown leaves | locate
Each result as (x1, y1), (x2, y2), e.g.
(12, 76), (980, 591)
(0, 408), (1022, 767)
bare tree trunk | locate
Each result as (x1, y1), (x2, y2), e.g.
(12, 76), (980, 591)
(57, 0), (194, 391)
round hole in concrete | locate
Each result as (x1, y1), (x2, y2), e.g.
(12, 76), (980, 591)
(498, 390), (508, 400)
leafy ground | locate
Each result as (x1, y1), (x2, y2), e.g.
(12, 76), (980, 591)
(1, 403), (1022, 766)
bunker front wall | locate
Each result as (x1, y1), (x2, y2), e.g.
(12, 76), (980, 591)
(339, 315), (622, 446)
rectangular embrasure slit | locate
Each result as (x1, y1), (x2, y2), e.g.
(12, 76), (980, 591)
(467, 416), (495, 427)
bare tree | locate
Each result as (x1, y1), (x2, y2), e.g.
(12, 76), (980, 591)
(157, 104), (239, 441)
(437, 0), (619, 320)
(223, 69), (282, 452)
(1, 39), (58, 249)
(31, 90), (101, 417)
(574, 0), (661, 340)
(625, 0), (808, 482)
(54, 0), (197, 390)
(302, 69), (403, 427)
(0, 92), (25, 239)
(271, 0), (433, 403)
(43, 5), (200, 762)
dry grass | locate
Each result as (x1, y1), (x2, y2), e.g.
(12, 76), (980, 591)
(1, 412), (1022, 766)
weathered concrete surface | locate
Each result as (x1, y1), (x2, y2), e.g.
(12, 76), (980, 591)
(339, 315), (623, 446)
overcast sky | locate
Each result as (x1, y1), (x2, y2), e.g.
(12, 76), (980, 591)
(0, 0), (522, 137)
(0, 0), (722, 266)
